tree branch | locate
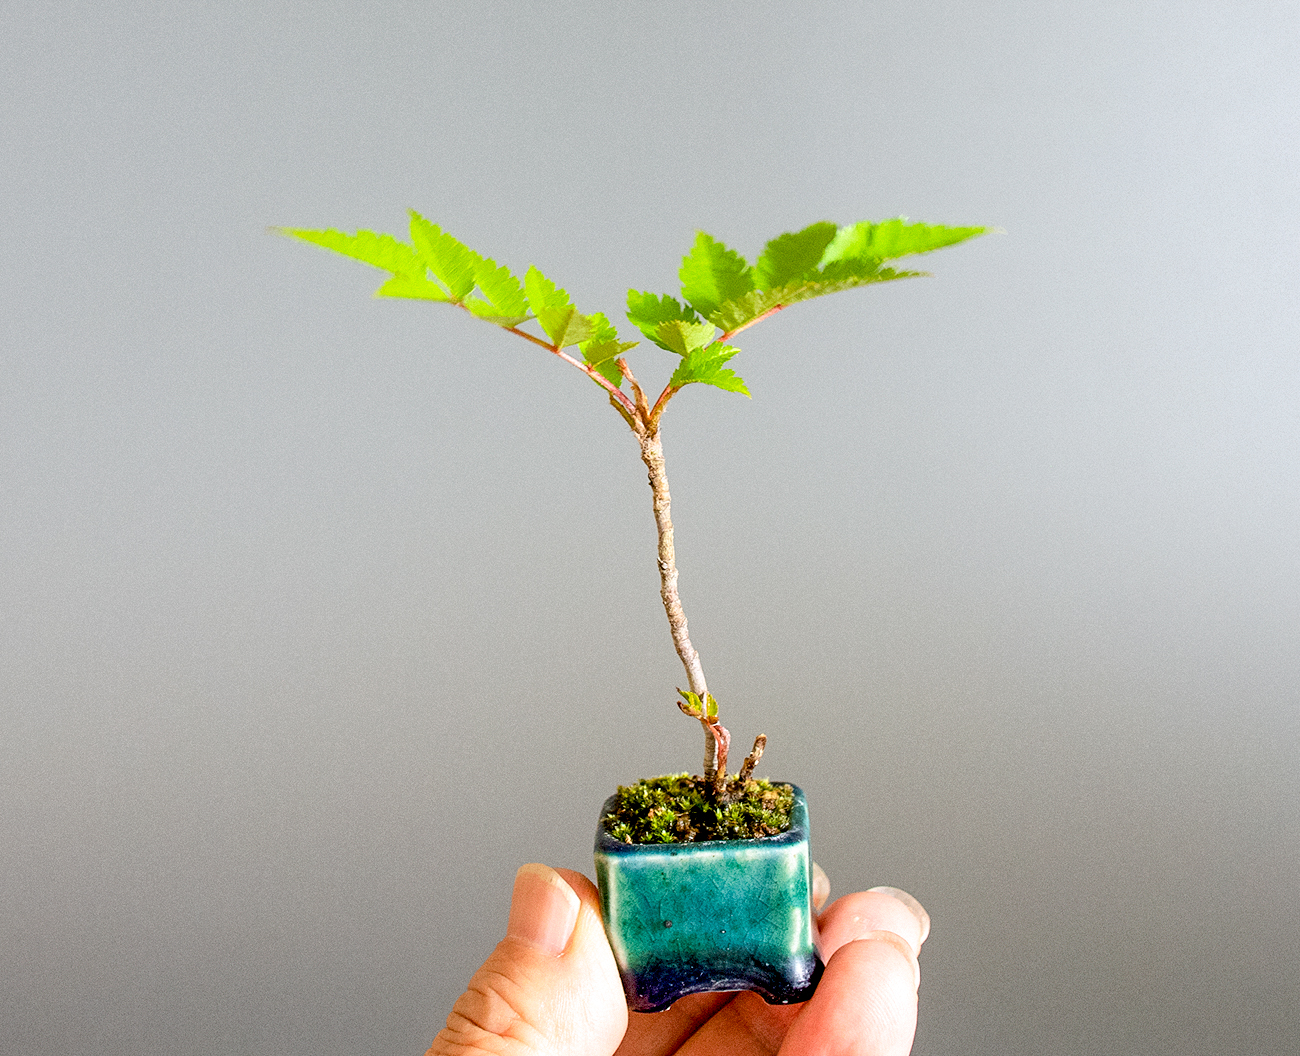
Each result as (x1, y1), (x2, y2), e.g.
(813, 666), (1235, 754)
(640, 429), (717, 782)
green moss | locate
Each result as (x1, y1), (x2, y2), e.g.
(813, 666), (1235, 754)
(602, 774), (795, 845)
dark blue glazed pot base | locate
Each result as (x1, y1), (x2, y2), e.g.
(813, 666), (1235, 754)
(594, 784), (823, 1013)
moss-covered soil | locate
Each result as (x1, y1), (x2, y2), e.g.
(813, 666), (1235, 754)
(602, 773), (795, 844)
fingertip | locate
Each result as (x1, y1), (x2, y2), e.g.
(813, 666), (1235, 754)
(553, 866), (600, 904)
(812, 862), (831, 910)
(858, 930), (921, 990)
(507, 864), (581, 956)
(867, 886), (931, 946)
(817, 889), (926, 960)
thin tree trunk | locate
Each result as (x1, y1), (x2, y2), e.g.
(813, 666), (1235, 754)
(639, 429), (719, 784)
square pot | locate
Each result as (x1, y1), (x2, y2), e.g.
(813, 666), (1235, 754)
(593, 784), (823, 1012)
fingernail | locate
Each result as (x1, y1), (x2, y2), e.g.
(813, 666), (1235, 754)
(507, 863), (580, 956)
(862, 929), (922, 990)
(868, 886), (931, 945)
(811, 862), (831, 911)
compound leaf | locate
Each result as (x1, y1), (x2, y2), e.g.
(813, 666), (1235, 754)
(408, 210), (479, 299)
(754, 221), (838, 290)
(679, 232), (754, 319)
(668, 342), (749, 396)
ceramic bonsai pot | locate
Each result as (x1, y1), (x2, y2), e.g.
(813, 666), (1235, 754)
(593, 784), (823, 1013)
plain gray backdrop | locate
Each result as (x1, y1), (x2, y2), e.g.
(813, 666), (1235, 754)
(3, 2), (1297, 1054)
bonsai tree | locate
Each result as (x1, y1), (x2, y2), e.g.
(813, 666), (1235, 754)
(277, 213), (985, 825)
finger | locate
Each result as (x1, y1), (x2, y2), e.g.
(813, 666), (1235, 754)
(615, 992), (737, 1056)
(777, 937), (919, 1056)
(867, 887), (930, 946)
(427, 864), (627, 1056)
(811, 863), (830, 911)
(669, 991), (802, 1056)
(817, 889), (929, 962)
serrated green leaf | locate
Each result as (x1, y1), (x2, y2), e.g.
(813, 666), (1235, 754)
(468, 256), (528, 324)
(278, 226), (427, 278)
(524, 266), (597, 347)
(710, 268), (924, 336)
(375, 274), (451, 301)
(581, 311), (620, 349)
(463, 298), (530, 326)
(655, 319), (718, 357)
(821, 219), (986, 266)
(580, 313), (634, 387)
(705, 693), (718, 719)
(591, 358), (625, 388)
(407, 211), (479, 300)
(754, 221), (838, 290)
(678, 689), (703, 717)
(582, 337), (637, 367)
(679, 232), (754, 319)
(626, 291), (700, 348)
(709, 287), (789, 334)
(668, 342), (749, 396)
(523, 265), (567, 316)
(551, 306), (599, 347)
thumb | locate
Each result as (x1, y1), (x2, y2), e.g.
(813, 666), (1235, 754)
(427, 864), (628, 1056)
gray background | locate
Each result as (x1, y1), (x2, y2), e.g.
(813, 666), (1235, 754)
(3, 2), (1297, 1054)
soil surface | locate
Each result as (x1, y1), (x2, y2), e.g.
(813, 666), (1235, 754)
(602, 773), (795, 844)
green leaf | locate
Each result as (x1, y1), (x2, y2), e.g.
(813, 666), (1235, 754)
(524, 266), (597, 347)
(677, 688), (704, 718)
(668, 342), (749, 397)
(705, 693), (718, 720)
(580, 313), (635, 363)
(625, 291), (700, 348)
(579, 313), (635, 388)
(654, 319), (718, 357)
(679, 232), (754, 319)
(710, 267), (924, 336)
(375, 274), (451, 301)
(754, 221), (838, 290)
(466, 257), (529, 325)
(590, 358), (625, 387)
(277, 226), (427, 279)
(709, 287), (789, 334)
(820, 218), (987, 266)
(407, 211), (479, 300)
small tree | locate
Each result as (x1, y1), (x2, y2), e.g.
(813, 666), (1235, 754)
(278, 213), (985, 805)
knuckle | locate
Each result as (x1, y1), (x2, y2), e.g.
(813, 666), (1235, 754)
(427, 969), (540, 1056)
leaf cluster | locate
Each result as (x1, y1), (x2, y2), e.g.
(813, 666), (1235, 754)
(276, 213), (986, 418)
(275, 210), (633, 388)
(626, 218), (987, 402)
(602, 773), (795, 844)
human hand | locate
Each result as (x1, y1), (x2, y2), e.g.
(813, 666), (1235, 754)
(426, 862), (930, 1056)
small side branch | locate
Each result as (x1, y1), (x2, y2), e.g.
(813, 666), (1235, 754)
(708, 721), (731, 800)
(736, 734), (766, 784)
(497, 322), (640, 419)
(719, 303), (786, 343)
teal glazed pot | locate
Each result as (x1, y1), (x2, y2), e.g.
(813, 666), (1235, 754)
(593, 784), (823, 1013)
